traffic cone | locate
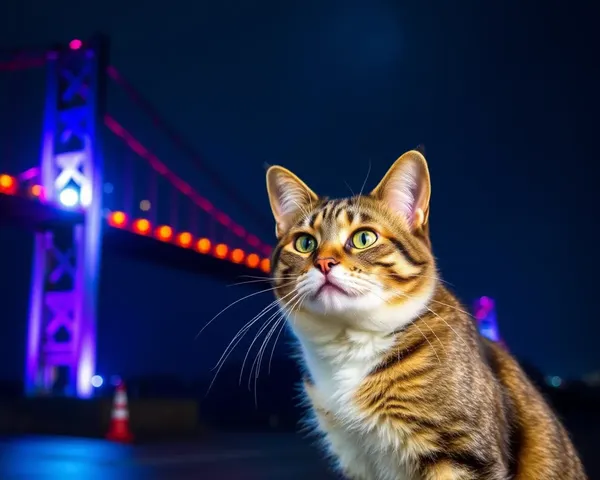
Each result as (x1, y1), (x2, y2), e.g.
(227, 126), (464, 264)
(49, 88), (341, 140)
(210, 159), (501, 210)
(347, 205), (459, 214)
(106, 382), (134, 442)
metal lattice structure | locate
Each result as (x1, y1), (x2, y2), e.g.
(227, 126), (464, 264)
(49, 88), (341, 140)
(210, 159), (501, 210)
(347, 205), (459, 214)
(0, 36), (274, 398)
(25, 37), (107, 398)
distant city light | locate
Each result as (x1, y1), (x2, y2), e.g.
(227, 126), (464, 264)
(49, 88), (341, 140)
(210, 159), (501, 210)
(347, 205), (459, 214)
(474, 296), (499, 342)
(548, 375), (562, 388)
(69, 39), (83, 50)
(246, 253), (260, 268)
(31, 184), (43, 198)
(140, 199), (151, 211)
(0, 174), (17, 194)
(91, 375), (103, 388)
(108, 211), (127, 228)
(59, 188), (79, 207)
(214, 243), (228, 259)
(176, 232), (193, 248)
(260, 258), (270, 272)
(156, 225), (173, 241)
(196, 238), (211, 253)
(231, 248), (245, 263)
(133, 218), (151, 235)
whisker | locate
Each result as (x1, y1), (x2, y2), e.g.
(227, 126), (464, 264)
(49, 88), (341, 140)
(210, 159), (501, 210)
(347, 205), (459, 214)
(248, 290), (307, 404)
(376, 272), (454, 287)
(195, 281), (295, 339)
(227, 278), (277, 287)
(231, 275), (297, 285)
(204, 289), (298, 397)
(214, 288), (298, 373)
(358, 160), (372, 197)
(268, 317), (288, 375)
(253, 315), (285, 384)
(208, 304), (278, 391)
(237, 275), (295, 280)
(239, 289), (302, 387)
(212, 298), (281, 372)
(344, 180), (356, 197)
(395, 291), (470, 348)
(427, 298), (474, 319)
(240, 306), (288, 386)
(262, 292), (308, 377)
(410, 319), (442, 364)
(355, 160), (372, 218)
(249, 312), (288, 403)
(418, 315), (448, 359)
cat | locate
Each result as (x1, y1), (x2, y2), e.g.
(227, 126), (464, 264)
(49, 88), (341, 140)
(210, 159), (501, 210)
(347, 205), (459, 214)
(264, 150), (586, 480)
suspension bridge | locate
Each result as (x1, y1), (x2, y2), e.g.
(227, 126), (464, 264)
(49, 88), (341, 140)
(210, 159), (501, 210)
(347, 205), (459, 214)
(0, 35), (501, 403)
(0, 35), (274, 399)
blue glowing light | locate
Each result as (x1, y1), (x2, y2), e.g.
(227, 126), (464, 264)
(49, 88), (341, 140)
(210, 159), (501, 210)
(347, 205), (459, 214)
(548, 375), (562, 388)
(474, 296), (500, 342)
(90, 375), (103, 388)
(59, 188), (79, 207)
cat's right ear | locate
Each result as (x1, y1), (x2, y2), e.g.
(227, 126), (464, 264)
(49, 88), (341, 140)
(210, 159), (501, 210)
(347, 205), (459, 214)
(266, 166), (318, 238)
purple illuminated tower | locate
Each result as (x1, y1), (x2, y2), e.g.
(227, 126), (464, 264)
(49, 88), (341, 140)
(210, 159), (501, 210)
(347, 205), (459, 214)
(25, 37), (108, 398)
(473, 296), (500, 343)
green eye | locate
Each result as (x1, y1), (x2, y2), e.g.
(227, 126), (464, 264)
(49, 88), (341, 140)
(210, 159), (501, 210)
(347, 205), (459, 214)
(294, 234), (317, 253)
(351, 229), (378, 249)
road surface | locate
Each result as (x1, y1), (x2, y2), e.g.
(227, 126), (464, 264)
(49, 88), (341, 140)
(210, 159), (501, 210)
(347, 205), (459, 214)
(1, 427), (597, 479)
(0, 433), (337, 480)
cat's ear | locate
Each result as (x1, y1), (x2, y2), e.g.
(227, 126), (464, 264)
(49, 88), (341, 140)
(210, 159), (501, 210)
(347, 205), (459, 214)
(371, 150), (431, 232)
(266, 166), (318, 238)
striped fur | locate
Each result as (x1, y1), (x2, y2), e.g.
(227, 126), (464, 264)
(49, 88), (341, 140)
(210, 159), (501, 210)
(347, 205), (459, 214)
(265, 150), (586, 479)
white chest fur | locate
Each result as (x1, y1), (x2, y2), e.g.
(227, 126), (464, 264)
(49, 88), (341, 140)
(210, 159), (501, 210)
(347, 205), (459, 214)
(295, 326), (416, 480)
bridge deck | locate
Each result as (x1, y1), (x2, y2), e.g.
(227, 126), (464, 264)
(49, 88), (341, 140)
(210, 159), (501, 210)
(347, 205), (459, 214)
(0, 192), (271, 282)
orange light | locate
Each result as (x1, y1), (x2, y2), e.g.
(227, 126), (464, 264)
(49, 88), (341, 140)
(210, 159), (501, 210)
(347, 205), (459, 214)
(155, 225), (173, 241)
(246, 253), (260, 268)
(231, 248), (245, 263)
(108, 211), (128, 228)
(196, 238), (211, 254)
(260, 258), (271, 272)
(133, 218), (151, 235)
(0, 174), (16, 194)
(31, 184), (43, 198)
(214, 243), (228, 259)
(177, 232), (193, 247)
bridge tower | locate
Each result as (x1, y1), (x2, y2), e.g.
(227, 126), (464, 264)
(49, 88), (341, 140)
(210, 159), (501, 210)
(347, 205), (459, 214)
(25, 36), (108, 398)
(473, 296), (501, 343)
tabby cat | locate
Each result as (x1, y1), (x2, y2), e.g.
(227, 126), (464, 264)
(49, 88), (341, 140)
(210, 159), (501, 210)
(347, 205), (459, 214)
(265, 150), (586, 479)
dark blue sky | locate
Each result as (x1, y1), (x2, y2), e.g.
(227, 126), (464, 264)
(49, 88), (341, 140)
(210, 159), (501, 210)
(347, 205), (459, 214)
(1, 0), (598, 381)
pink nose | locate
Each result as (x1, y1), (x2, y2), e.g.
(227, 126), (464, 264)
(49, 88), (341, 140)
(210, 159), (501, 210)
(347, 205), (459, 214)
(315, 257), (339, 274)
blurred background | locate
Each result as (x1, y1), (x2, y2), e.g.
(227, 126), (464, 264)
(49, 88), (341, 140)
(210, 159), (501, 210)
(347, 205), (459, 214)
(0, 0), (598, 478)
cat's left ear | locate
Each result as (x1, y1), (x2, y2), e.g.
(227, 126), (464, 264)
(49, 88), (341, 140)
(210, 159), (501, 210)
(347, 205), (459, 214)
(371, 150), (431, 232)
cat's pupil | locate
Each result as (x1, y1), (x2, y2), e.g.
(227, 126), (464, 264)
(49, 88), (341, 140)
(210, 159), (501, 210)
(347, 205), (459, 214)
(360, 232), (367, 244)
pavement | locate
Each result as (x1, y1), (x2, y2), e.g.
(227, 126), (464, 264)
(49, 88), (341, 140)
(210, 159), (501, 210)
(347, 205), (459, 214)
(0, 433), (337, 480)
(0, 425), (597, 479)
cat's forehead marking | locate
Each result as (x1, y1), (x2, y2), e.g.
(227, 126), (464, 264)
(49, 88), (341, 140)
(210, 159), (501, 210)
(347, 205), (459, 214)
(302, 197), (376, 243)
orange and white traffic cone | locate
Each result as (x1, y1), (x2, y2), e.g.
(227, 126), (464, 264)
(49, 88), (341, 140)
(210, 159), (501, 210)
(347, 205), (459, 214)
(106, 382), (134, 443)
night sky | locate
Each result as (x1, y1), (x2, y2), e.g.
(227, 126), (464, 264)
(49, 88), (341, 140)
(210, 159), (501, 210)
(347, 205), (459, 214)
(0, 0), (598, 383)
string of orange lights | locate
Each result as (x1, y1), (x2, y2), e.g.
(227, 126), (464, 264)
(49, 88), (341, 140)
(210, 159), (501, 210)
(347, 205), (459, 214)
(1, 47), (273, 273)
(0, 174), (271, 273)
